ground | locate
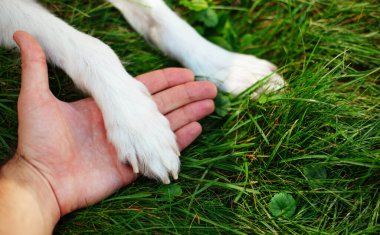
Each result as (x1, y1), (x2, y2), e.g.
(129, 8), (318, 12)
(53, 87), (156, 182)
(0, 0), (379, 234)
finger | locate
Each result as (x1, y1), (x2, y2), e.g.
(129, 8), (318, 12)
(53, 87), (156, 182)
(175, 122), (203, 151)
(153, 81), (217, 115)
(117, 163), (139, 186)
(136, 68), (195, 94)
(13, 31), (50, 98)
(166, 99), (215, 131)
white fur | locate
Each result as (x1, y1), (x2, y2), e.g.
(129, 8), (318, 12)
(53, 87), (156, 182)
(0, 0), (286, 183)
(108, 0), (286, 96)
(0, 0), (179, 183)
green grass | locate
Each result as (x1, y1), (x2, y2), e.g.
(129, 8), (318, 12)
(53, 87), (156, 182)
(1, 0), (379, 234)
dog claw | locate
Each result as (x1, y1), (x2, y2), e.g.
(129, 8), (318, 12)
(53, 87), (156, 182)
(162, 176), (170, 184)
(171, 170), (178, 180)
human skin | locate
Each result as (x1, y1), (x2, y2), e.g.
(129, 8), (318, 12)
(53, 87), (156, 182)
(0, 31), (217, 235)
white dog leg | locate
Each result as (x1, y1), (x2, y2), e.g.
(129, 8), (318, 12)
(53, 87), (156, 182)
(0, 0), (179, 183)
(108, 0), (286, 96)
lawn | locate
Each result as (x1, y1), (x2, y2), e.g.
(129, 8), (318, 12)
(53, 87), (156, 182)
(0, 0), (379, 234)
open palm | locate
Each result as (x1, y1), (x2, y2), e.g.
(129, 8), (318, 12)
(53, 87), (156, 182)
(13, 31), (217, 216)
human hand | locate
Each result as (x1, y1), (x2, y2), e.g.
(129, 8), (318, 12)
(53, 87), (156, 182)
(0, 31), (216, 234)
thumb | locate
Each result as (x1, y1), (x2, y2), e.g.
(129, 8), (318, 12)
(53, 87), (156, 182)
(13, 31), (50, 101)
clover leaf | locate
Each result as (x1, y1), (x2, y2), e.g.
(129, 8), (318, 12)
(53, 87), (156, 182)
(268, 193), (296, 218)
(180, 0), (208, 11)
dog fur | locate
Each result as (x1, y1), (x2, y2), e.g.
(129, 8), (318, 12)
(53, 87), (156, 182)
(0, 0), (285, 183)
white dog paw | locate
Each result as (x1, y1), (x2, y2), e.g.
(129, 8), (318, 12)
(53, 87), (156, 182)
(102, 81), (179, 184)
(200, 53), (286, 98)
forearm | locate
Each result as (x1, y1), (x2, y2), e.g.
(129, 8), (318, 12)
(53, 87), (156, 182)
(0, 156), (60, 235)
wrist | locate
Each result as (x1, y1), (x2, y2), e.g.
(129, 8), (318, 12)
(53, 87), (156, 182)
(0, 154), (60, 234)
